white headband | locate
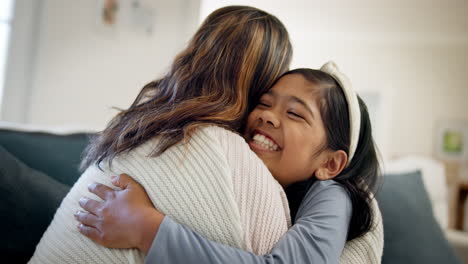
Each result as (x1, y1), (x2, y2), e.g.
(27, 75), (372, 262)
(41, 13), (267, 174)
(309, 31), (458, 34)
(320, 61), (360, 166)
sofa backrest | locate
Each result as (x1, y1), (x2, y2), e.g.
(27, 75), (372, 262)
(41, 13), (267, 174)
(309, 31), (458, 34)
(0, 124), (93, 186)
(385, 155), (449, 229)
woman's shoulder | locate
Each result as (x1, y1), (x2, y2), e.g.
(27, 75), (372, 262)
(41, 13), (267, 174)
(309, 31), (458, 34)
(197, 125), (249, 150)
(198, 125), (243, 139)
(198, 125), (273, 178)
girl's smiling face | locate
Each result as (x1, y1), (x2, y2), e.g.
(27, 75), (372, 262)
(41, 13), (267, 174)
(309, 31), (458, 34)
(245, 73), (330, 187)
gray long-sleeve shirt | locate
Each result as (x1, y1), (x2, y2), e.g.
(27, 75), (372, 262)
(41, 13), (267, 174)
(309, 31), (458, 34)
(146, 180), (352, 264)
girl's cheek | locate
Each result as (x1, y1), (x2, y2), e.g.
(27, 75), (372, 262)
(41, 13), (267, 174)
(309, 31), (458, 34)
(249, 108), (261, 119)
(246, 112), (257, 127)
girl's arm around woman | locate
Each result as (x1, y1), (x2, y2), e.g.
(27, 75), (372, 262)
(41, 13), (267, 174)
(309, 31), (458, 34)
(146, 180), (352, 264)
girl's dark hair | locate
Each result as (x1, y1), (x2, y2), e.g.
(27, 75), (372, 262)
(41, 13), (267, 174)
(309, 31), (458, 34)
(80, 6), (292, 171)
(284, 68), (382, 241)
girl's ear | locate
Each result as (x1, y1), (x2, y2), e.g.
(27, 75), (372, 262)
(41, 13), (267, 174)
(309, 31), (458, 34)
(315, 150), (347, 181)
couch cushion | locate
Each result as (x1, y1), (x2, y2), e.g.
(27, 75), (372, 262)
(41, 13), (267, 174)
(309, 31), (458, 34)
(0, 145), (71, 263)
(385, 155), (449, 229)
(0, 128), (91, 186)
(376, 170), (462, 264)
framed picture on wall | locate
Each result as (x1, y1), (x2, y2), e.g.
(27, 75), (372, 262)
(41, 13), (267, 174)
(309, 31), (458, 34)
(101, 0), (119, 26)
(94, 0), (119, 34)
(95, 0), (156, 35)
(435, 121), (468, 161)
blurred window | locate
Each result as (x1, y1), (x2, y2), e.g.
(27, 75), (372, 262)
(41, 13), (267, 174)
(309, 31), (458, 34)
(0, 0), (14, 108)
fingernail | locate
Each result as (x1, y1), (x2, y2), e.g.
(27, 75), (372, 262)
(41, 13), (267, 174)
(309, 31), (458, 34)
(79, 197), (87, 205)
(74, 210), (79, 216)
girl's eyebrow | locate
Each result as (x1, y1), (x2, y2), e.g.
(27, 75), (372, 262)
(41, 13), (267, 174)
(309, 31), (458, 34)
(268, 89), (315, 120)
(289, 96), (315, 120)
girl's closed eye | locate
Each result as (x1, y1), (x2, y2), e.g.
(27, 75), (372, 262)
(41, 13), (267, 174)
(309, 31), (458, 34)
(258, 101), (271, 107)
(287, 110), (303, 119)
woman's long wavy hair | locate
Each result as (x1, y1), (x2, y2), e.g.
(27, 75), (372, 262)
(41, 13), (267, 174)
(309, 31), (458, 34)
(284, 69), (382, 241)
(80, 6), (292, 171)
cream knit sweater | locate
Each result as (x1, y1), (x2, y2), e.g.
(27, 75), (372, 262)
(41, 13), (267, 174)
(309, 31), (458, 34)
(29, 126), (291, 263)
(29, 125), (383, 263)
(340, 198), (384, 264)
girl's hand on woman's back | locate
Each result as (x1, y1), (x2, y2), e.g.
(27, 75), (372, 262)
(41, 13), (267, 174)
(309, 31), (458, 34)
(75, 174), (164, 255)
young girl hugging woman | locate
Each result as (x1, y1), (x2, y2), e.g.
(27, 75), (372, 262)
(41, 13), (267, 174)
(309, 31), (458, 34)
(76, 62), (384, 264)
(29, 6), (293, 264)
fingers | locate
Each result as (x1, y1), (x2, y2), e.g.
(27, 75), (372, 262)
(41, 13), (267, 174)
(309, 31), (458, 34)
(111, 173), (138, 189)
(74, 210), (99, 227)
(77, 223), (102, 243)
(88, 182), (115, 201)
(79, 197), (102, 215)
(110, 175), (121, 188)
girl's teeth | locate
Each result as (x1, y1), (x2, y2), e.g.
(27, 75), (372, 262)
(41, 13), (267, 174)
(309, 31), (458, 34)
(252, 133), (279, 151)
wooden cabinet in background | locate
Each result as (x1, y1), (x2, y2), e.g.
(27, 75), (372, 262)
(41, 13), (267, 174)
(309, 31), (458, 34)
(455, 182), (468, 231)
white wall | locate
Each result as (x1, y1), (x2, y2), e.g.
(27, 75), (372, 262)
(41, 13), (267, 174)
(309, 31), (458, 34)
(17, 0), (200, 130)
(0, 0), (15, 108)
(201, 0), (468, 159)
(1, 0), (41, 123)
(3, 0), (468, 159)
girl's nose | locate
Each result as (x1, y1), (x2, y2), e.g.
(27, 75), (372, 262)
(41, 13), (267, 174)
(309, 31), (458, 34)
(259, 110), (280, 128)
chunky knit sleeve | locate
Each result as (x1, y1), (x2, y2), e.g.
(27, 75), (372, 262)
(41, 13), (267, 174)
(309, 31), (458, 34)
(208, 126), (291, 254)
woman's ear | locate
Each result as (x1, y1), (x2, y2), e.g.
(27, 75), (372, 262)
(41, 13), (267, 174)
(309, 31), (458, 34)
(315, 150), (347, 181)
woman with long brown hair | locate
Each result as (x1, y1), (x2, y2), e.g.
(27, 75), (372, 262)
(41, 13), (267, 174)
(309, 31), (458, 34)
(29, 6), (293, 264)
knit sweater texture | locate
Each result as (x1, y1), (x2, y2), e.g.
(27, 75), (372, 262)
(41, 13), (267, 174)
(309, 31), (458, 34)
(340, 198), (384, 264)
(29, 126), (291, 263)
